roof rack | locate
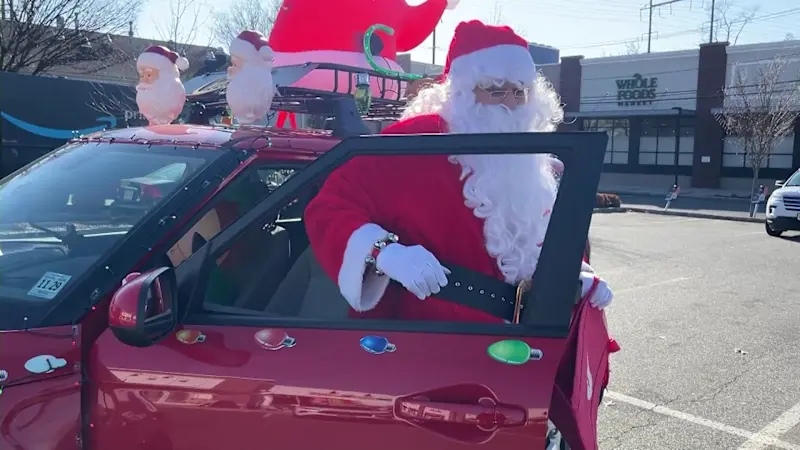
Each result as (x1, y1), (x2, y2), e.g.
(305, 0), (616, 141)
(185, 62), (411, 121)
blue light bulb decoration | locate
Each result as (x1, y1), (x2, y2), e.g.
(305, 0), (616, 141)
(360, 335), (396, 355)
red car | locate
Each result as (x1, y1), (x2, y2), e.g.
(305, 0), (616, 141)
(0, 65), (610, 450)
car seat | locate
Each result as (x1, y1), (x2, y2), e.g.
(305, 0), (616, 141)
(265, 247), (350, 319)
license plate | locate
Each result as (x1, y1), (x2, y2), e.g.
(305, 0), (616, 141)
(123, 189), (134, 201)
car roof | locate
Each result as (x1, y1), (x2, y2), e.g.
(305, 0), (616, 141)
(90, 124), (342, 156)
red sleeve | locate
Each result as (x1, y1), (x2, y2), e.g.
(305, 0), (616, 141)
(380, 113), (448, 135)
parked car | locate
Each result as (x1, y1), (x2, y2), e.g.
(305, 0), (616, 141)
(0, 64), (609, 450)
(765, 168), (800, 237)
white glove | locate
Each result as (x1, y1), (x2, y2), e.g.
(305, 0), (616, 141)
(446, 0), (459, 9)
(579, 272), (613, 310)
(376, 243), (450, 300)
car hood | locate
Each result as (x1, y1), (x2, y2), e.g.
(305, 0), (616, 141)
(776, 186), (800, 196)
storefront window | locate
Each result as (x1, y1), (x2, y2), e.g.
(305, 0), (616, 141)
(582, 119), (629, 164)
(638, 117), (694, 166)
(722, 132), (795, 169)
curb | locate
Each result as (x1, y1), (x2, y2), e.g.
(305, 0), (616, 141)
(623, 207), (763, 223)
(593, 207), (627, 214)
(603, 190), (750, 202)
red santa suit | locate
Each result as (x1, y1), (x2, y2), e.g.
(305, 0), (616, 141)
(305, 21), (603, 322)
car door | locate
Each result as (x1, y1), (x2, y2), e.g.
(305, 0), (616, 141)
(91, 131), (606, 450)
(0, 327), (83, 450)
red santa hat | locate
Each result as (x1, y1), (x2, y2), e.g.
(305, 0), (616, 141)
(230, 30), (274, 64)
(441, 20), (535, 87)
(137, 45), (189, 73)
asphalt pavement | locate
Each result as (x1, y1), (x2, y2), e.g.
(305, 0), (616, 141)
(590, 212), (800, 450)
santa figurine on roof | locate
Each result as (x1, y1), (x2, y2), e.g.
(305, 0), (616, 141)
(226, 30), (276, 125)
(136, 45), (189, 125)
(305, 20), (615, 320)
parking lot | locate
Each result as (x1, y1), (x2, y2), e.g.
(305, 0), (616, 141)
(590, 212), (800, 450)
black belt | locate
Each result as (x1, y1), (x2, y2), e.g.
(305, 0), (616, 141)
(435, 264), (519, 322)
(432, 263), (584, 323)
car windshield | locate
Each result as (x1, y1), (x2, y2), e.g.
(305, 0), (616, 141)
(0, 142), (219, 324)
(784, 171), (800, 187)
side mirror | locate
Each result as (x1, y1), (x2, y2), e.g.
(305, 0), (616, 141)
(775, 180), (784, 188)
(109, 267), (177, 348)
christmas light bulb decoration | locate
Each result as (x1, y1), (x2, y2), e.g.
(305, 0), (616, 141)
(487, 340), (543, 365)
(359, 335), (396, 355)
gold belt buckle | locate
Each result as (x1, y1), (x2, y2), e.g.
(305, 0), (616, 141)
(513, 279), (532, 324)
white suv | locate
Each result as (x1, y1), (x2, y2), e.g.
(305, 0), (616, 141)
(765, 169), (800, 237)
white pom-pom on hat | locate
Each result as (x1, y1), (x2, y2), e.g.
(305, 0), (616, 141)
(230, 30), (273, 64)
(176, 56), (190, 71)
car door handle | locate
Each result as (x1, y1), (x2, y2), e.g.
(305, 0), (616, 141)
(395, 396), (526, 430)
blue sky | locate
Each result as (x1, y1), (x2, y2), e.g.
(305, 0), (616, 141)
(136, 0), (798, 62)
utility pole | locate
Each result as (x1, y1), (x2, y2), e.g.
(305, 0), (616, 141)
(432, 27), (436, 65)
(708, 0), (716, 43)
(640, 0), (685, 53)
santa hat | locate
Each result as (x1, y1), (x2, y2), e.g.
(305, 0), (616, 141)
(441, 20), (535, 87)
(137, 45), (189, 73)
(230, 30), (274, 64)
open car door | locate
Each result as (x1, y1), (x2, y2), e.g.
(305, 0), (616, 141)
(92, 131), (607, 450)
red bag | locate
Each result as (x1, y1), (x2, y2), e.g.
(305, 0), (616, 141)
(548, 278), (612, 450)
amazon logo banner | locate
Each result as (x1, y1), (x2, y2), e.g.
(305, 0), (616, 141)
(0, 72), (139, 146)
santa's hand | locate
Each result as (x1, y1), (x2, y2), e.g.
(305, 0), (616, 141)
(579, 272), (613, 310)
(376, 243), (450, 300)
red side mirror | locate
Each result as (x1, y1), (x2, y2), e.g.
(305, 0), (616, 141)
(109, 267), (177, 348)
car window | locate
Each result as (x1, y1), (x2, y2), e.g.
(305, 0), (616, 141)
(0, 142), (217, 313)
(166, 166), (300, 268)
(785, 170), (800, 187)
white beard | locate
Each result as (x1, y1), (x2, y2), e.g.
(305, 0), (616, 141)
(226, 63), (274, 124)
(404, 78), (563, 284)
(136, 78), (186, 125)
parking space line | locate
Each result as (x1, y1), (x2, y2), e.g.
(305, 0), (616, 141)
(613, 277), (692, 295)
(738, 402), (800, 450)
(606, 391), (800, 450)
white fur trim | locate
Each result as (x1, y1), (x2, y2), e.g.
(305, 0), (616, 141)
(448, 44), (536, 86)
(230, 38), (274, 65)
(175, 56), (189, 71)
(137, 52), (181, 75)
(337, 223), (392, 312)
(581, 261), (594, 273)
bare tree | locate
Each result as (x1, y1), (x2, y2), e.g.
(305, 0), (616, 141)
(211, 0), (283, 47)
(700, 0), (757, 45)
(484, 1), (527, 37)
(624, 40), (641, 55)
(152, 0), (212, 55)
(716, 55), (800, 201)
(0, 0), (141, 74)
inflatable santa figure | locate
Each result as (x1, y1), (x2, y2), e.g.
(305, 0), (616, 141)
(136, 45), (189, 125)
(227, 30), (276, 124)
(268, 0), (459, 97)
(305, 20), (614, 322)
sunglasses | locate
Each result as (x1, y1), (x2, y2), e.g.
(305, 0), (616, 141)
(480, 86), (530, 101)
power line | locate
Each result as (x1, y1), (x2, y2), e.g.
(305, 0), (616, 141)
(641, 0), (686, 53)
(561, 7), (800, 51)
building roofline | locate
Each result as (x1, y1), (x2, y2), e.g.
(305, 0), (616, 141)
(580, 48), (699, 65)
(726, 39), (800, 54)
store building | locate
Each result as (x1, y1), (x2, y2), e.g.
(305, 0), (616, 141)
(552, 39), (800, 190)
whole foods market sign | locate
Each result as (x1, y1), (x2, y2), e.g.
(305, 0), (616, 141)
(616, 73), (657, 106)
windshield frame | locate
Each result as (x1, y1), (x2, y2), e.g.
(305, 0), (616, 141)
(0, 141), (235, 330)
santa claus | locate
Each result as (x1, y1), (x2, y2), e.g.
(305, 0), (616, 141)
(227, 30), (275, 124)
(305, 20), (613, 322)
(136, 45), (189, 125)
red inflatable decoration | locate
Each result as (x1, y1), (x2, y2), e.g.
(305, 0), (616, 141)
(269, 0), (459, 97)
